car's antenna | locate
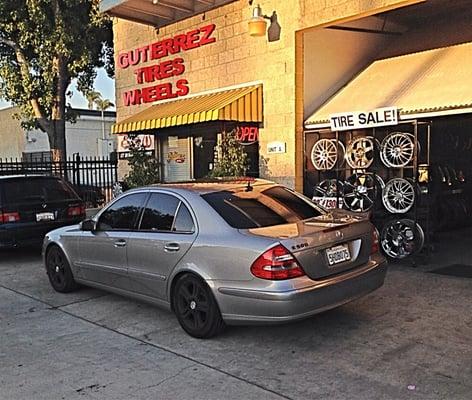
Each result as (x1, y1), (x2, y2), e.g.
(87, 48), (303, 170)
(245, 178), (253, 192)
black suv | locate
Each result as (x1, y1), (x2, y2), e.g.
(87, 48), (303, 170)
(0, 175), (86, 248)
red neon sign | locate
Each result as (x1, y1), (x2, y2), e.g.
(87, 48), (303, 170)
(236, 126), (259, 143)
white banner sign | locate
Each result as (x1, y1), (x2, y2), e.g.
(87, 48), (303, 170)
(312, 197), (343, 210)
(117, 134), (155, 152)
(329, 106), (398, 132)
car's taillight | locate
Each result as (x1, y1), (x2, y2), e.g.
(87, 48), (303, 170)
(68, 204), (86, 217)
(0, 212), (20, 223)
(371, 228), (380, 255)
(251, 244), (305, 280)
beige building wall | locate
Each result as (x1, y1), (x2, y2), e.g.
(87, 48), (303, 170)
(113, 0), (423, 189)
(0, 107), (26, 159)
(0, 107), (116, 159)
(65, 115), (116, 157)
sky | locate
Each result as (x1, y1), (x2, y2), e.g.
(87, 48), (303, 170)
(0, 68), (115, 111)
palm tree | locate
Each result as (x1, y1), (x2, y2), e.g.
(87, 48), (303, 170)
(95, 98), (114, 113)
(85, 90), (102, 110)
(94, 98), (115, 156)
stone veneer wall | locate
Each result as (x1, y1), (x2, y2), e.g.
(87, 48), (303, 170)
(113, 0), (422, 189)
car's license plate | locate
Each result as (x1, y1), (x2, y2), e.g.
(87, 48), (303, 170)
(36, 212), (55, 222)
(326, 244), (351, 266)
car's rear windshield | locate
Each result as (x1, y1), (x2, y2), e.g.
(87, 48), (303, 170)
(1, 177), (79, 204)
(202, 186), (324, 229)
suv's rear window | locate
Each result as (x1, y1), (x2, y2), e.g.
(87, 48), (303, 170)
(202, 186), (324, 229)
(1, 177), (79, 204)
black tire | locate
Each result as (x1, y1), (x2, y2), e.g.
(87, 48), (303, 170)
(46, 246), (79, 293)
(172, 273), (225, 339)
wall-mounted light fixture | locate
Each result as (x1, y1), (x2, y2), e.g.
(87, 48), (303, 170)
(248, 5), (268, 37)
(248, 4), (281, 42)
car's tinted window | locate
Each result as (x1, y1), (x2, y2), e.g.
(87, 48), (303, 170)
(202, 186), (324, 229)
(98, 193), (147, 231)
(173, 203), (195, 233)
(139, 193), (180, 231)
(2, 177), (79, 204)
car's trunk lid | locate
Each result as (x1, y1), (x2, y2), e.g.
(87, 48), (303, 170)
(0, 177), (84, 224)
(3, 198), (81, 223)
(242, 212), (374, 280)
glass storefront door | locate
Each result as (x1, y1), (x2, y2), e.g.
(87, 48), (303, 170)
(161, 136), (192, 182)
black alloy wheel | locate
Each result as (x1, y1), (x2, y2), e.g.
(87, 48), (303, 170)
(172, 273), (225, 339)
(46, 246), (79, 293)
(380, 218), (425, 260)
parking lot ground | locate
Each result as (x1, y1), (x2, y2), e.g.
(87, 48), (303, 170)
(0, 248), (471, 400)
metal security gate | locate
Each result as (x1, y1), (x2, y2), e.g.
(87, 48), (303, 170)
(0, 154), (118, 207)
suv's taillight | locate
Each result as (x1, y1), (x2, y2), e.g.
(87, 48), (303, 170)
(251, 244), (305, 280)
(0, 212), (20, 223)
(68, 204), (86, 217)
(371, 228), (380, 255)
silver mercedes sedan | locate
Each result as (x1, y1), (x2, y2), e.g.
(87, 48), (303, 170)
(43, 179), (387, 338)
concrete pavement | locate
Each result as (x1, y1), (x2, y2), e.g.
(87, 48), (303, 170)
(0, 248), (471, 399)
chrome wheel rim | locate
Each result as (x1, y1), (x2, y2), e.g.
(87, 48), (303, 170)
(343, 173), (377, 212)
(382, 178), (416, 214)
(311, 139), (338, 170)
(313, 179), (344, 198)
(331, 139), (346, 167)
(346, 137), (375, 169)
(380, 132), (414, 168)
(381, 219), (425, 259)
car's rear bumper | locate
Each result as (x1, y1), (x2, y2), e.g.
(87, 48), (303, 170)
(0, 219), (83, 248)
(215, 255), (387, 324)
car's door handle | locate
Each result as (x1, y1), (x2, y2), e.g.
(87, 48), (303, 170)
(164, 243), (180, 252)
(114, 239), (127, 248)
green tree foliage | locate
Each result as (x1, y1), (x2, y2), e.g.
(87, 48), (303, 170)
(85, 90), (102, 110)
(94, 97), (114, 112)
(0, 0), (113, 160)
(85, 90), (114, 112)
(124, 138), (160, 189)
(210, 129), (248, 177)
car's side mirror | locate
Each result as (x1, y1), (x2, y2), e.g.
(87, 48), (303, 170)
(80, 219), (97, 232)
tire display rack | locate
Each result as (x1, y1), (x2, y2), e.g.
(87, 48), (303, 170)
(304, 120), (435, 262)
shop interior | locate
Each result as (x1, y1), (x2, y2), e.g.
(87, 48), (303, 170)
(302, 0), (472, 275)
